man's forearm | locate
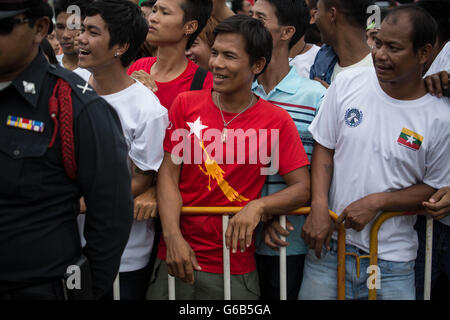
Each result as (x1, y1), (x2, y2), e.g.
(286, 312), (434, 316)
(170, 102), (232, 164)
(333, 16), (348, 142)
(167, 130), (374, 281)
(157, 156), (183, 240)
(311, 143), (334, 208)
(372, 183), (436, 212)
(257, 169), (310, 217)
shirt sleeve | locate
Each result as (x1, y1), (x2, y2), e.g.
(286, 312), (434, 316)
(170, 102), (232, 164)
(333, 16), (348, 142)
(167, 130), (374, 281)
(308, 80), (340, 150)
(163, 94), (187, 156)
(423, 116), (450, 190)
(74, 99), (133, 299)
(277, 111), (310, 176)
(129, 108), (169, 172)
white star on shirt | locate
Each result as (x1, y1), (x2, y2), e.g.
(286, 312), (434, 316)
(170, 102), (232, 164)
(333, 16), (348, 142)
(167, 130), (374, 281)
(406, 135), (416, 144)
(187, 116), (208, 139)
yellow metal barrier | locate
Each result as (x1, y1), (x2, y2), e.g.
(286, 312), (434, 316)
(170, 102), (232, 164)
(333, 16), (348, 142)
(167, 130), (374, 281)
(169, 207), (429, 300)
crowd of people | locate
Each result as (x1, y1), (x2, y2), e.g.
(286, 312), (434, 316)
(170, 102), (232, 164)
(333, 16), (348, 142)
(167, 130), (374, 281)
(0, 0), (449, 301)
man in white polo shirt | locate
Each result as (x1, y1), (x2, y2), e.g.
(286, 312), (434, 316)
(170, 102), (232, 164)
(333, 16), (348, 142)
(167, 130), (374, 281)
(300, 5), (450, 300)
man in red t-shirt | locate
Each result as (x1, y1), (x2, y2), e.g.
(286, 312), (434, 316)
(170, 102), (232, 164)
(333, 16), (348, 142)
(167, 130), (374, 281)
(147, 15), (311, 300)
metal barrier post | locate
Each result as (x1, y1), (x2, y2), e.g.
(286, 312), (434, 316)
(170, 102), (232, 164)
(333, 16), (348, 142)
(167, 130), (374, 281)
(424, 216), (433, 300)
(279, 215), (287, 300)
(113, 273), (120, 300)
(222, 215), (231, 300)
(168, 275), (175, 300)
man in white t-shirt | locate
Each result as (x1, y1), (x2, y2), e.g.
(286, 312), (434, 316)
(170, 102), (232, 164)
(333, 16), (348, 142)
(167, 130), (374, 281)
(300, 5), (450, 300)
(309, 0), (374, 88)
(76, 0), (168, 300)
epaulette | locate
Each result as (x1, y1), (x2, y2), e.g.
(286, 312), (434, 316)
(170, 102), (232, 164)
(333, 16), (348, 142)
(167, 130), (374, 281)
(47, 64), (99, 106)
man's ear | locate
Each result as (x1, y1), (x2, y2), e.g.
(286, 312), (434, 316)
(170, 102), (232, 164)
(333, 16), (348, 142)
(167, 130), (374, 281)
(281, 26), (296, 43)
(115, 42), (131, 56)
(32, 16), (51, 44)
(251, 57), (266, 75)
(183, 19), (198, 37)
(329, 6), (337, 24)
(310, 8), (317, 24)
(417, 43), (433, 66)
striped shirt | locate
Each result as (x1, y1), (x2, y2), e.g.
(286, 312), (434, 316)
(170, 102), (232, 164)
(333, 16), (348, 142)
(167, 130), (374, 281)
(252, 67), (325, 256)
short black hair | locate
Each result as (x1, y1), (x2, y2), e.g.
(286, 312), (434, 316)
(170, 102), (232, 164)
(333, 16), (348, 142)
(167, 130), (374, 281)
(322, 0), (375, 29)
(384, 4), (437, 53)
(416, 0), (450, 45)
(54, 0), (92, 20)
(213, 14), (272, 77)
(306, 0), (318, 9)
(180, 0), (213, 50)
(85, 0), (148, 67)
(266, 0), (310, 49)
(140, 0), (156, 8)
(231, 0), (244, 13)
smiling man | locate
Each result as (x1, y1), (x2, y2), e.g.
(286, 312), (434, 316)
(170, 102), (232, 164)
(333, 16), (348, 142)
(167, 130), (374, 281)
(75, 0), (168, 300)
(148, 14), (311, 300)
(54, 0), (91, 70)
(300, 5), (450, 300)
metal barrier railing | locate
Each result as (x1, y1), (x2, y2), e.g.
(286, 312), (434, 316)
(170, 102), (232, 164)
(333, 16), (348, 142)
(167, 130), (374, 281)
(161, 207), (433, 301)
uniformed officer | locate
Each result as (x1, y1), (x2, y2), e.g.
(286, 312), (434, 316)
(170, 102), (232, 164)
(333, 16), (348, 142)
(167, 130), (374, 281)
(0, 0), (133, 299)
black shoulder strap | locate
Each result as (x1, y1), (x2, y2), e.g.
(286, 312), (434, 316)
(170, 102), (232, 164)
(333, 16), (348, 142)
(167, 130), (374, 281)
(190, 67), (208, 91)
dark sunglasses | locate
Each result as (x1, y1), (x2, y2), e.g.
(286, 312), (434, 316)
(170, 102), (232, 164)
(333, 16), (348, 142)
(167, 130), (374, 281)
(0, 16), (30, 35)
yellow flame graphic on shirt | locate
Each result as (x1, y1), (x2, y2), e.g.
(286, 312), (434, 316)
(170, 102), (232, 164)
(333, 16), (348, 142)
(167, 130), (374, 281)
(197, 141), (249, 203)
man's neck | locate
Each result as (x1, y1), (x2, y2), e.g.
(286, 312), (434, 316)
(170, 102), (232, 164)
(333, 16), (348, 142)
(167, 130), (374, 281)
(0, 49), (38, 82)
(62, 53), (79, 71)
(332, 27), (370, 67)
(379, 72), (428, 101)
(212, 0), (234, 22)
(258, 46), (291, 94)
(214, 85), (255, 114)
(289, 36), (312, 58)
(151, 44), (189, 82)
(89, 62), (134, 96)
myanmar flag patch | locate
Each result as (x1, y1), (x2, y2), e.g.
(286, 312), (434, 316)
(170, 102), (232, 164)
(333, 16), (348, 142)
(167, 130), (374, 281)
(397, 128), (423, 151)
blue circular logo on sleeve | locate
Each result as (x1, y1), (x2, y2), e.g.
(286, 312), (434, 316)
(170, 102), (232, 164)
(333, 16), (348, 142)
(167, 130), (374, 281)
(344, 108), (363, 127)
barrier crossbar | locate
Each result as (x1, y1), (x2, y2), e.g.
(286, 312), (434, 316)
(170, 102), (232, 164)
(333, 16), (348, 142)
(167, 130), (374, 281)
(160, 207), (433, 301)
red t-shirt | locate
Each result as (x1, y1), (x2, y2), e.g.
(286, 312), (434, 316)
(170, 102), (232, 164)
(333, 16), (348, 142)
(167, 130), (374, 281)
(127, 57), (213, 110)
(158, 89), (309, 274)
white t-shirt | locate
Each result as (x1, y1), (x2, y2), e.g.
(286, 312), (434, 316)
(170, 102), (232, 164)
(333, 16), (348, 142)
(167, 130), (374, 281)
(56, 54), (63, 67)
(308, 67), (450, 262)
(289, 44), (321, 78)
(424, 42), (450, 77)
(331, 53), (373, 82)
(75, 72), (169, 272)
(73, 67), (91, 82)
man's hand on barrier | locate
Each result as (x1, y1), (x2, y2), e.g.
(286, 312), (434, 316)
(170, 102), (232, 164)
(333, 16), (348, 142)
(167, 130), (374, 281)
(264, 217), (293, 250)
(337, 194), (381, 232)
(165, 234), (201, 284)
(302, 203), (334, 258)
(134, 186), (158, 220)
(423, 186), (450, 220)
(424, 71), (449, 98)
(225, 200), (265, 254)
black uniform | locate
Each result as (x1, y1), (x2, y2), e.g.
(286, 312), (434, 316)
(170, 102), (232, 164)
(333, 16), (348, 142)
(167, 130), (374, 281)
(0, 52), (133, 299)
